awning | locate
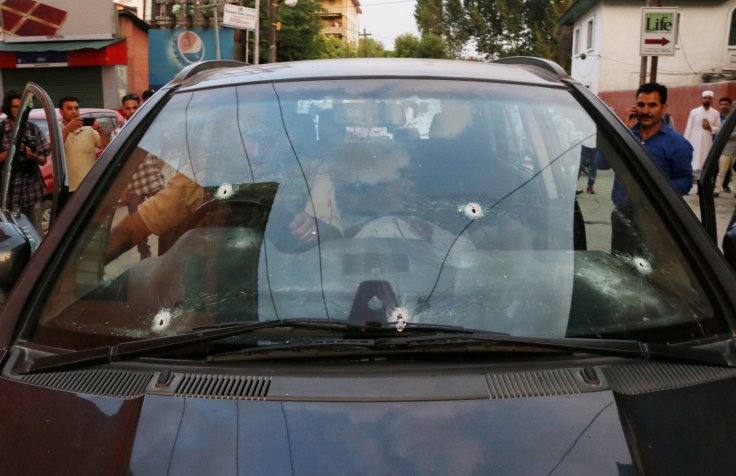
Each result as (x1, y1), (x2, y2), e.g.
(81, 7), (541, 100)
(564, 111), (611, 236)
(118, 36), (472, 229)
(0, 39), (123, 52)
(558, 0), (598, 26)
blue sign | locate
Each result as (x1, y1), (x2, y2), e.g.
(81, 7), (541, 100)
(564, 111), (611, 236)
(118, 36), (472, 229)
(149, 28), (235, 88)
(16, 51), (68, 67)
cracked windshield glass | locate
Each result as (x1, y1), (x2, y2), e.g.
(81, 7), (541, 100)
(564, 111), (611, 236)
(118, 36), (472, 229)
(32, 78), (715, 348)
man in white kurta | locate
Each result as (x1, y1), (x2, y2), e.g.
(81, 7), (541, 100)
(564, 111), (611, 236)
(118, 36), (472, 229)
(684, 90), (721, 173)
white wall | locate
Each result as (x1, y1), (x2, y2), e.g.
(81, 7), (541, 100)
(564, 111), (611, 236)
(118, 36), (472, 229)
(569, 0), (736, 93)
(570, 3), (603, 92)
(102, 65), (128, 110)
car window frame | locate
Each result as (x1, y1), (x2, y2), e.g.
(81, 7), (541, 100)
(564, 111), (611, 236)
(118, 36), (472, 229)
(699, 108), (736, 241)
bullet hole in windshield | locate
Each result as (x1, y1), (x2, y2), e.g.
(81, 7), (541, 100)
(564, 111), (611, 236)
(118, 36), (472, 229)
(632, 257), (653, 275)
(462, 202), (485, 220)
(391, 307), (410, 332)
(152, 309), (172, 332)
(215, 183), (234, 200)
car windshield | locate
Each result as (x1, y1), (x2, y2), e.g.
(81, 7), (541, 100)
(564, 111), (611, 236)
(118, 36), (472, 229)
(28, 78), (719, 349)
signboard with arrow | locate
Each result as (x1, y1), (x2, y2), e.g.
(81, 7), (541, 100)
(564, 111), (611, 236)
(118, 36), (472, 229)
(640, 7), (678, 56)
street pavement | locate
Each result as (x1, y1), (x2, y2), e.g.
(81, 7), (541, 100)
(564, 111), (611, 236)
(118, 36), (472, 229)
(577, 169), (734, 252)
(683, 187), (734, 251)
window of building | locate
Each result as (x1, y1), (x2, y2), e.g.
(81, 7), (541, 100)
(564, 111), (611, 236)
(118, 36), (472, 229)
(586, 18), (594, 50)
(730, 9), (736, 45)
(573, 27), (580, 56)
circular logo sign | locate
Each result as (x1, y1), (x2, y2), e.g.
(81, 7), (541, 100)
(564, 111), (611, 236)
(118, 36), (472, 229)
(173, 31), (205, 65)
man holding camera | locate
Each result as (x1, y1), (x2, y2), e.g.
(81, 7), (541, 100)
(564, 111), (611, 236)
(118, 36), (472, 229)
(59, 96), (109, 193)
(0, 90), (50, 234)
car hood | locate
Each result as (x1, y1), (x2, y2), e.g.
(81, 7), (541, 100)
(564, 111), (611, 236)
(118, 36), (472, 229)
(0, 381), (630, 475)
(1, 363), (736, 475)
(127, 391), (632, 475)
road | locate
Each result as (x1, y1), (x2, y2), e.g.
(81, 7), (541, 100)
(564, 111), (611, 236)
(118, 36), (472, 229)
(577, 168), (734, 252)
(683, 189), (734, 251)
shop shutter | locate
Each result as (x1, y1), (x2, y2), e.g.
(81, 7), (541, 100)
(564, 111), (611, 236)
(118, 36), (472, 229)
(2, 66), (104, 108)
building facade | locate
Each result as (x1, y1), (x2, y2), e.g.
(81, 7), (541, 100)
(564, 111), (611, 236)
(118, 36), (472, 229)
(560, 0), (736, 128)
(319, 0), (361, 44)
(0, 3), (149, 109)
(133, 0), (363, 44)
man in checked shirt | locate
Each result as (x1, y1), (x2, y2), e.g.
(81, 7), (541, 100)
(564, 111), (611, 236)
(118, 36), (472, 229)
(118, 93), (165, 259)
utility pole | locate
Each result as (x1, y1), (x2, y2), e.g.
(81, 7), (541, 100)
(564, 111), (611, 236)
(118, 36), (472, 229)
(649, 0), (662, 83)
(360, 27), (371, 57)
(254, 0), (260, 64)
(268, 0), (277, 62)
(267, 0), (296, 63)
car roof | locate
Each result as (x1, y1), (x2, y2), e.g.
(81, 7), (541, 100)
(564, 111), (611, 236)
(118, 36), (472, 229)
(173, 58), (574, 93)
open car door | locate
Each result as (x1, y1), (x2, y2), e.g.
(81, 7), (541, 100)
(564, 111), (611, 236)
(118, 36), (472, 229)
(0, 82), (66, 250)
(0, 83), (65, 294)
(700, 107), (736, 264)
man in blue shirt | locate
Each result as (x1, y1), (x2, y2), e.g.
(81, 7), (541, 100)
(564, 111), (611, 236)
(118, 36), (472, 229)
(597, 82), (693, 255)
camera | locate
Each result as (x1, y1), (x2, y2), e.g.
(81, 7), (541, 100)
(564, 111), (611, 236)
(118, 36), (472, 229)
(22, 136), (37, 156)
(16, 136), (38, 174)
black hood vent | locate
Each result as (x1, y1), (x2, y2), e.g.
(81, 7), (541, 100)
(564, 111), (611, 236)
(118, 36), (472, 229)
(486, 369), (583, 399)
(173, 374), (271, 399)
(21, 369), (153, 398)
(603, 362), (736, 395)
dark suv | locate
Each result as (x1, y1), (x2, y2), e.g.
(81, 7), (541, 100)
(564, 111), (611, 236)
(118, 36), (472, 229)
(0, 58), (735, 475)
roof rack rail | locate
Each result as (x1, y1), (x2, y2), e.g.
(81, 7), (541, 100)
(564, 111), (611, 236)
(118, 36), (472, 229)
(493, 57), (568, 77)
(172, 60), (247, 84)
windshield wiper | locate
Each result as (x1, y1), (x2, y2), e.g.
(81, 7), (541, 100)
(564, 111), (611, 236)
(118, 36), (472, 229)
(207, 333), (736, 368)
(16, 318), (504, 374)
(19, 319), (734, 373)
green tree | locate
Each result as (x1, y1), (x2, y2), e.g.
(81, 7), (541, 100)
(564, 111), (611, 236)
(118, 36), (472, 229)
(415, 0), (574, 63)
(394, 33), (449, 59)
(419, 33), (449, 58)
(245, 0), (325, 62)
(415, 0), (467, 57)
(276, 0), (326, 61)
(415, 0), (444, 37)
(320, 36), (358, 58)
(356, 37), (386, 57)
(394, 34), (422, 58)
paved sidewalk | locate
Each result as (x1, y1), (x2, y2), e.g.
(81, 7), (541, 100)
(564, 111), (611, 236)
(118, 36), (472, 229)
(683, 189), (735, 250)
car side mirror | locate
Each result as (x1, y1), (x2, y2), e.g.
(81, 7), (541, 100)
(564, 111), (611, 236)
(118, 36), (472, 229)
(0, 222), (31, 290)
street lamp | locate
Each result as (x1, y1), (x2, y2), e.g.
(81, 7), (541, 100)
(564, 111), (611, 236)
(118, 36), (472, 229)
(267, 0), (297, 63)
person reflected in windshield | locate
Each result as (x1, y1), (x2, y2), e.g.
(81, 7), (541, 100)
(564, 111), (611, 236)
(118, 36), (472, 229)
(115, 93), (164, 260)
(0, 90), (51, 234)
(103, 127), (343, 263)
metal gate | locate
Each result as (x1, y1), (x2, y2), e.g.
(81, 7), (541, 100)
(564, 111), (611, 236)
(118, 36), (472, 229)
(2, 66), (104, 109)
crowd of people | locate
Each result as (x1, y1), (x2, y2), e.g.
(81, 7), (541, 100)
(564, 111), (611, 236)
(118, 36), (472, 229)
(595, 82), (693, 255)
(645, 87), (735, 198)
(0, 88), (155, 235)
(580, 84), (735, 200)
(568, 81), (736, 254)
